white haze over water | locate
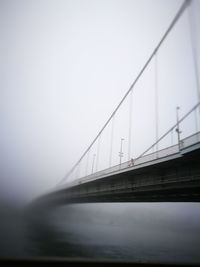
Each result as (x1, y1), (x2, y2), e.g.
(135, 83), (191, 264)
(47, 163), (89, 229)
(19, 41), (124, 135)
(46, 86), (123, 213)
(0, 0), (200, 202)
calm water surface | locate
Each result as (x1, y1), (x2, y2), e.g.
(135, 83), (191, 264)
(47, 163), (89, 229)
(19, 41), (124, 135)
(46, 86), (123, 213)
(0, 203), (200, 264)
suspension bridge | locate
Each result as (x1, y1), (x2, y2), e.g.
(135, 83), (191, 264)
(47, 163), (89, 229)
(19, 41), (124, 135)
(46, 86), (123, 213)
(34, 0), (200, 207)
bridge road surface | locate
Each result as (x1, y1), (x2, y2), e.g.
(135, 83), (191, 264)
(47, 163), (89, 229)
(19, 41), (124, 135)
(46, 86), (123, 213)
(34, 132), (200, 207)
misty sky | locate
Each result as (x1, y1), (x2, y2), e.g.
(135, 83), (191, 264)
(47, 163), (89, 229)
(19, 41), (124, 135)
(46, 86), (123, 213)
(0, 0), (200, 202)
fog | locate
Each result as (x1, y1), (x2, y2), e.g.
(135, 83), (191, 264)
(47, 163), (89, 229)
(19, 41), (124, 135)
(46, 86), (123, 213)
(0, 0), (200, 203)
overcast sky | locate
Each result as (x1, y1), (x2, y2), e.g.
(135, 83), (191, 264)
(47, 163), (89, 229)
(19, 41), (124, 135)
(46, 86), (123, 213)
(0, 0), (200, 202)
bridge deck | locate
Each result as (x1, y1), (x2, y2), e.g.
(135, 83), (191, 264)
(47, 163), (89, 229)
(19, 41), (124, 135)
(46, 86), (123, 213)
(57, 131), (200, 190)
(34, 132), (200, 206)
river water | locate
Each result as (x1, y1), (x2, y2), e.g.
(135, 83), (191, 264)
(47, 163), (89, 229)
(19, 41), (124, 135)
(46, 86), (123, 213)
(0, 203), (200, 264)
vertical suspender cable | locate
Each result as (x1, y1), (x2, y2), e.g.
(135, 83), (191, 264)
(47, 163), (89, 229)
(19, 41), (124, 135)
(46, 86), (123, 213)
(187, 2), (200, 114)
(171, 130), (173, 146)
(96, 135), (101, 172)
(128, 89), (133, 161)
(109, 116), (115, 167)
(194, 108), (199, 142)
(194, 107), (198, 129)
(85, 149), (90, 176)
(155, 52), (159, 154)
(76, 162), (80, 179)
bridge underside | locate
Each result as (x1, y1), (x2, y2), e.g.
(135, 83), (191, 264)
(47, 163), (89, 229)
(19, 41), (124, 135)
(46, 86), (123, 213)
(58, 187), (200, 203)
(36, 146), (200, 207)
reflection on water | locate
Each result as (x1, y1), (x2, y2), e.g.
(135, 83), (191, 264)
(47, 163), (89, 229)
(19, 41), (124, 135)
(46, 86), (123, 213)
(0, 203), (200, 263)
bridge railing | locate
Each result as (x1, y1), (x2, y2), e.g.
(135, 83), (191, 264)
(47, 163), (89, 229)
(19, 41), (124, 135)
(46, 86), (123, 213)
(180, 131), (200, 150)
(134, 144), (179, 165)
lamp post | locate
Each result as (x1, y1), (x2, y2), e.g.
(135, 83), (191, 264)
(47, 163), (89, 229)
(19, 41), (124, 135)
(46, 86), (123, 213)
(176, 106), (181, 151)
(91, 154), (96, 174)
(119, 138), (124, 167)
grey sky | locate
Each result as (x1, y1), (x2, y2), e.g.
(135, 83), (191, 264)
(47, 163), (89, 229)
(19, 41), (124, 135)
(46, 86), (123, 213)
(0, 0), (199, 202)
